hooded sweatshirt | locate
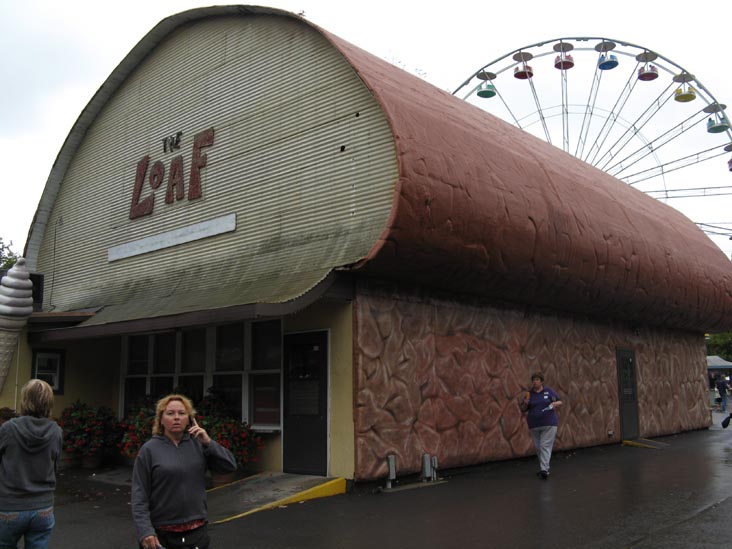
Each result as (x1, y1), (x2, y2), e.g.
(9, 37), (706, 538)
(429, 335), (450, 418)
(132, 434), (236, 541)
(0, 416), (63, 510)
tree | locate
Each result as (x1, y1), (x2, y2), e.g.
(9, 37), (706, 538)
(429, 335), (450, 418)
(0, 238), (18, 270)
(707, 332), (732, 362)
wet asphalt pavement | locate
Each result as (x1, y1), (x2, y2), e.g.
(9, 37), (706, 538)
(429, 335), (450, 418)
(53, 410), (732, 548)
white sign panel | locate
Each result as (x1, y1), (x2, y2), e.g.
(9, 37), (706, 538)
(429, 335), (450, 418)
(108, 213), (236, 262)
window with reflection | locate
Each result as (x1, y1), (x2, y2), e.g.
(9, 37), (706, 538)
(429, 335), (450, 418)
(250, 373), (281, 425)
(32, 351), (64, 394)
(212, 374), (244, 420)
(250, 320), (282, 427)
(177, 375), (204, 404)
(216, 323), (244, 371)
(150, 376), (174, 401)
(153, 332), (176, 374)
(182, 329), (206, 373)
(128, 335), (149, 375)
(124, 377), (147, 416)
(252, 320), (281, 370)
(123, 320), (283, 429)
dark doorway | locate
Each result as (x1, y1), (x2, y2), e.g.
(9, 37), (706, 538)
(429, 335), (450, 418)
(283, 331), (328, 475)
(616, 349), (640, 440)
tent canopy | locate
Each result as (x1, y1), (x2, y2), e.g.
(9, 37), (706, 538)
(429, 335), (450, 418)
(707, 355), (732, 369)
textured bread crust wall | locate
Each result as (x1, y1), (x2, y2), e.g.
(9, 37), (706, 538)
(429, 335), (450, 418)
(353, 282), (709, 481)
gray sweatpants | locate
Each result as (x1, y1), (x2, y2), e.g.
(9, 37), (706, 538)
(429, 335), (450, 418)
(529, 425), (557, 472)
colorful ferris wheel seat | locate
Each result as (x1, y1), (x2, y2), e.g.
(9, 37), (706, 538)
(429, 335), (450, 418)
(707, 117), (731, 133)
(638, 65), (659, 81)
(477, 82), (497, 98)
(513, 65), (534, 79)
(674, 86), (697, 102)
(598, 54), (618, 70)
(554, 54), (574, 70)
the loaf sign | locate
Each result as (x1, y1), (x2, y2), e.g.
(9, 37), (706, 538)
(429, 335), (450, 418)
(129, 128), (215, 220)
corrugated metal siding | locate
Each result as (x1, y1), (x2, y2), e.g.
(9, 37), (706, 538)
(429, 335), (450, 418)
(35, 15), (397, 318)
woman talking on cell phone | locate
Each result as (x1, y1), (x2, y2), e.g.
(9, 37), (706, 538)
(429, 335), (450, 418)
(131, 394), (236, 549)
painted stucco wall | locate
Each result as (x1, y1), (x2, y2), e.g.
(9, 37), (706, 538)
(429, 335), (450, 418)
(353, 282), (708, 481)
(0, 322), (122, 424)
(0, 329), (32, 411)
(0, 333), (120, 417)
(249, 432), (282, 474)
(57, 338), (121, 413)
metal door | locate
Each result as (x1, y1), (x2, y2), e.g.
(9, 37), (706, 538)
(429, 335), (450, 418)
(283, 331), (328, 475)
(616, 349), (640, 440)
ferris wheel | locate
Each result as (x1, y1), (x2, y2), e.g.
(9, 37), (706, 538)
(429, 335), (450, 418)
(453, 37), (732, 243)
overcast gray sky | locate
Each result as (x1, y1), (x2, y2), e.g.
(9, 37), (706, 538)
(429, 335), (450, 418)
(2, 0), (731, 255)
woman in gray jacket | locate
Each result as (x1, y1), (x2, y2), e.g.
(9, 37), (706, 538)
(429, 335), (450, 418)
(132, 393), (236, 549)
(0, 379), (63, 549)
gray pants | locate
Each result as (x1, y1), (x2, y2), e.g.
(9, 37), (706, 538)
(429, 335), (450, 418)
(530, 425), (557, 472)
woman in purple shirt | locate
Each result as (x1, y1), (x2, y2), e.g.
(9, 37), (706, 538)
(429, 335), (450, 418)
(519, 372), (563, 479)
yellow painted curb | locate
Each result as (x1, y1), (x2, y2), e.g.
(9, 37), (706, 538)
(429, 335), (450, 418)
(622, 439), (660, 449)
(213, 477), (346, 524)
(638, 437), (669, 446)
(277, 477), (347, 505)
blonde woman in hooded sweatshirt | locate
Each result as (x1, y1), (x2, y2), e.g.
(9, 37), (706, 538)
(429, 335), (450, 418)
(0, 379), (63, 548)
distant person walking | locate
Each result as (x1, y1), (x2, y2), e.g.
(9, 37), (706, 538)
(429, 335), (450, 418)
(0, 379), (63, 549)
(131, 393), (236, 549)
(716, 375), (729, 413)
(520, 372), (563, 480)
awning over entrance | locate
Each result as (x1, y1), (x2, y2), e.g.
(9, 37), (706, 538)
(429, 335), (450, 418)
(29, 270), (351, 343)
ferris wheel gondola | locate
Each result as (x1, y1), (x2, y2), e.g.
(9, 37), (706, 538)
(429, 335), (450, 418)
(453, 37), (732, 243)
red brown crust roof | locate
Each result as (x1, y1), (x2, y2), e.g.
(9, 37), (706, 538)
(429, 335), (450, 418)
(323, 31), (732, 332)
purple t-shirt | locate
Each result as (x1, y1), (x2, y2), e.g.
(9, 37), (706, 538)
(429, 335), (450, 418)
(526, 386), (560, 429)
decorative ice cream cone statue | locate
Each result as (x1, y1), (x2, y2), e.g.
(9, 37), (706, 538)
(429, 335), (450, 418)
(0, 259), (34, 393)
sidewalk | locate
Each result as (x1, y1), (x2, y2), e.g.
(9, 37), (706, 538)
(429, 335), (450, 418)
(215, 415), (732, 549)
(53, 411), (732, 548)
(52, 465), (343, 548)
